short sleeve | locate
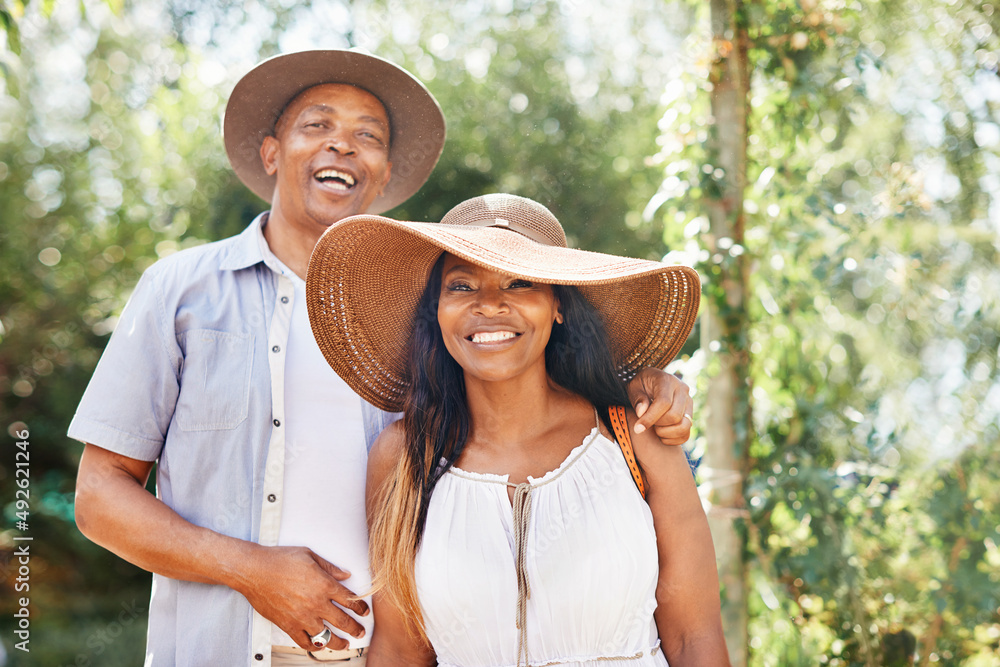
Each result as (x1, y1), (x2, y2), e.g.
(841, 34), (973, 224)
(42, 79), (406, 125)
(67, 267), (182, 461)
(360, 399), (403, 454)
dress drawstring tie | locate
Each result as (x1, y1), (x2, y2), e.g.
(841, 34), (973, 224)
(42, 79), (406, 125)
(509, 481), (533, 666)
(504, 408), (599, 667)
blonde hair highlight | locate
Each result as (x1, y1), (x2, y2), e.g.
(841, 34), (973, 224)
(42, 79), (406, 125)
(366, 429), (436, 641)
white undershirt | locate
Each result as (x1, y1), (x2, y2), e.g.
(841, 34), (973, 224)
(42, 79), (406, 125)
(268, 268), (373, 649)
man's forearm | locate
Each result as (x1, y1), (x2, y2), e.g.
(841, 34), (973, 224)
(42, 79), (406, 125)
(74, 443), (260, 592)
(75, 442), (370, 648)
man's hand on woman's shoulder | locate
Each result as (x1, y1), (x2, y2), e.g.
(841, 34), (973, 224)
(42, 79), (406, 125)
(626, 367), (694, 445)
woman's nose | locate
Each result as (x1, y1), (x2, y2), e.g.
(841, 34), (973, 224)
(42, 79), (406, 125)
(472, 289), (509, 317)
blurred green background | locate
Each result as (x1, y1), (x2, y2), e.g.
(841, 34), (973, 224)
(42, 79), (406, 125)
(1, 0), (998, 665)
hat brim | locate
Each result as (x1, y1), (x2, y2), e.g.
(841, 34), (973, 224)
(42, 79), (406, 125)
(306, 215), (701, 413)
(223, 50), (445, 214)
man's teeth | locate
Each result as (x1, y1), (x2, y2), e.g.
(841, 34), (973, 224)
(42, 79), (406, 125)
(315, 169), (356, 186)
(471, 331), (517, 343)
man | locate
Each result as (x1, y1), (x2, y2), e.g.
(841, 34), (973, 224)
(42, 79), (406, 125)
(71, 50), (695, 667)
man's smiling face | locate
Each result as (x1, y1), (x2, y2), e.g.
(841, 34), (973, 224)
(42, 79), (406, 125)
(261, 83), (393, 233)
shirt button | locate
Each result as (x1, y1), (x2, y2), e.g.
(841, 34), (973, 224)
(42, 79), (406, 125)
(272, 345), (280, 353)
(273, 419), (281, 427)
(280, 296), (289, 304)
(255, 654), (264, 661)
(267, 494), (276, 503)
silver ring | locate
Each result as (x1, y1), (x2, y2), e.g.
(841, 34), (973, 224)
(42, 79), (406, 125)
(309, 627), (332, 649)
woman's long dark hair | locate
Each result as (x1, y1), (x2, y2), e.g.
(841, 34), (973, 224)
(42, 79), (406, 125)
(367, 254), (631, 637)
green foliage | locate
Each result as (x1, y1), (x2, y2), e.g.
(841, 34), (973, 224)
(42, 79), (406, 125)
(1, 5), (22, 55)
(345, 0), (675, 260)
(657, 0), (1000, 664)
(0, 0), (122, 75)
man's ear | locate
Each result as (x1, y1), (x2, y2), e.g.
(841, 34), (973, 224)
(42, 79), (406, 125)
(260, 136), (279, 176)
(377, 161), (393, 197)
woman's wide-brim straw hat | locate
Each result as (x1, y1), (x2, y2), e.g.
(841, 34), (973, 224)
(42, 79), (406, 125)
(307, 194), (701, 412)
(223, 49), (445, 214)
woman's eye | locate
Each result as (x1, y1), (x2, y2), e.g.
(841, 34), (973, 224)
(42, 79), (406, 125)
(447, 282), (473, 291)
(508, 280), (533, 289)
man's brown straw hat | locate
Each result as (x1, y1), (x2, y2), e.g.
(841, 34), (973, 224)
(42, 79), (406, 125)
(223, 49), (446, 214)
(306, 194), (701, 412)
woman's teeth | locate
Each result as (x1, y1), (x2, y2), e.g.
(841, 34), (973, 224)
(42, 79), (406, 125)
(470, 331), (517, 343)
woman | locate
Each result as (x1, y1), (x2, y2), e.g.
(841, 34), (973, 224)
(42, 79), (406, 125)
(306, 194), (729, 666)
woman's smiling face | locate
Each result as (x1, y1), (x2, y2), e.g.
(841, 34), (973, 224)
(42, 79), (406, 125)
(436, 253), (563, 384)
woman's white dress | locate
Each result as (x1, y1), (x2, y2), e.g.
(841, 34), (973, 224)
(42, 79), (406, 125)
(414, 424), (669, 667)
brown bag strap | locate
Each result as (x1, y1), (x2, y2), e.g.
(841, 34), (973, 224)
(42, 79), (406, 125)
(608, 406), (646, 499)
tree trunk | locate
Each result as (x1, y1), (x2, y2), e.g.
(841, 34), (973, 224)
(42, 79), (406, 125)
(703, 0), (750, 664)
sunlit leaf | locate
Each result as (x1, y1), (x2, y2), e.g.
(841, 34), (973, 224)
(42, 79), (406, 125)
(0, 8), (21, 55)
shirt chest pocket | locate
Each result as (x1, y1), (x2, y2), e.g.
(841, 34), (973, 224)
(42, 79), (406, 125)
(175, 329), (253, 431)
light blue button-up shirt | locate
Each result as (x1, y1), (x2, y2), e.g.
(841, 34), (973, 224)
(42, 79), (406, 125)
(68, 213), (397, 667)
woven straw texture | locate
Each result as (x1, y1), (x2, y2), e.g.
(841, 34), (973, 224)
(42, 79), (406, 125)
(306, 195), (701, 413)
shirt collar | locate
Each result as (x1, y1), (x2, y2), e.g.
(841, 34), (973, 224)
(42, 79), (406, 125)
(218, 211), (271, 272)
(254, 215), (302, 284)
